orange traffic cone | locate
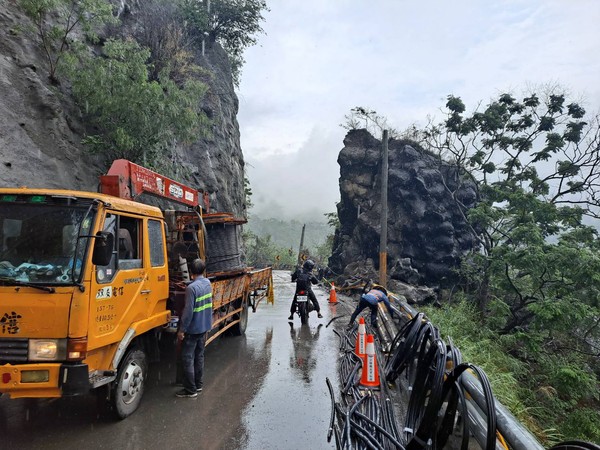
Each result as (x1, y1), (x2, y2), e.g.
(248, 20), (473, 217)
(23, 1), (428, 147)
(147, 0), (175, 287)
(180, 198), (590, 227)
(354, 317), (366, 357)
(360, 334), (380, 388)
(329, 282), (338, 303)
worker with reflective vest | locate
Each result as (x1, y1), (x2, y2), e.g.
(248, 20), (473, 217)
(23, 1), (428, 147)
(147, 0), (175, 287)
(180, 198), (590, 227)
(176, 258), (213, 398)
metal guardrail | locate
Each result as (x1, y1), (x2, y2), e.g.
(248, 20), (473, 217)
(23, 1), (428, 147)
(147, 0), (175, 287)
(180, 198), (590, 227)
(461, 371), (544, 450)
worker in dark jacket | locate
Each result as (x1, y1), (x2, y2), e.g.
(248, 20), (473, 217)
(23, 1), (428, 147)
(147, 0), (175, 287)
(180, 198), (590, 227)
(289, 259), (322, 320)
(176, 258), (213, 398)
(348, 285), (394, 327)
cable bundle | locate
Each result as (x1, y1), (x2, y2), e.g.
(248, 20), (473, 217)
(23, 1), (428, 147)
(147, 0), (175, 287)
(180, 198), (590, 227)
(328, 287), (553, 449)
(383, 312), (499, 450)
(329, 326), (405, 449)
(548, 442), (600, 450)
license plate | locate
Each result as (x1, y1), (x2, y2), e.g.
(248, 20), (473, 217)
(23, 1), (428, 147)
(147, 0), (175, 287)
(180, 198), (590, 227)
(297, 295), (308, 302)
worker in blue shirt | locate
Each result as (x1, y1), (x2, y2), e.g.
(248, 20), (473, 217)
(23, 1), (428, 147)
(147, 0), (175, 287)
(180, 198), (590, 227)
(176, 258), (213, 398)
(348, 285), (394, 328)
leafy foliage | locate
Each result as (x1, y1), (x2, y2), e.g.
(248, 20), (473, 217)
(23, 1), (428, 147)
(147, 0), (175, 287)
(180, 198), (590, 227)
(63, 38), (210, 165)
(341, 106), (400, 139)
(314, 212), (339, 265)
(244, 175), (253, 210)
(561, 408), (600, 443)
(180, 0), (269, 86)
(19, 0), (115, 82)
(242, 231), (296, 269)
(129, 0), (203, 84)
(244, 216), (336, 269)
(324, 211), (340, 229)
(420, 88), (600, 442)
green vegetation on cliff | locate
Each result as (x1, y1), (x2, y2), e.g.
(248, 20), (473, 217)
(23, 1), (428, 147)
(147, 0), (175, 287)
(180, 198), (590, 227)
(19, 0), (268, 170)
(64, 38), (209, 166)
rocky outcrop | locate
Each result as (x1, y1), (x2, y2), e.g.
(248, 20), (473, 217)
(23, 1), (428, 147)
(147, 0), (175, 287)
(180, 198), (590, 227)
(329, 129), (479, 288)
(0, 1), (246, 217)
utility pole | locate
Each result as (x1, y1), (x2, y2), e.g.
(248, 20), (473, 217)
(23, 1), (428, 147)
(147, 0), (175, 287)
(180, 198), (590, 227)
(379, 130), (389, 288)
(297, 223), (306, 268)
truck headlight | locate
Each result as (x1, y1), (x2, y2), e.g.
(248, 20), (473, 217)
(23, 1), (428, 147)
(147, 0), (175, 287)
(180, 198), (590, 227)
(28, 339), (67, 361)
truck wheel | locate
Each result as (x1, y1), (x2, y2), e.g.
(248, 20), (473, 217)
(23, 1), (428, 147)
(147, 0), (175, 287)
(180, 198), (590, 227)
(231, 295), (249, 336)
(111, 347), (147, 419)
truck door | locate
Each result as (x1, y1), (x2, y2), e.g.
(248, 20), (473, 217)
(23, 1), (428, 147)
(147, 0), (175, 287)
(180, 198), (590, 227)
(144, 218), (169, 318)
(90, 213), (148, 350)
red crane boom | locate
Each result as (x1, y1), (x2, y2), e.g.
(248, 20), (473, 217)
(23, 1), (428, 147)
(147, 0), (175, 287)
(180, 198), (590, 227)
(99, 159), (210, 210)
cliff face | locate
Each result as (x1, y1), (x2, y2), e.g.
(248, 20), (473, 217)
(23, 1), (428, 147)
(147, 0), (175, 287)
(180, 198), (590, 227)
(0, 4), (103, 190)
(329, 129), (479, 288)
(0, 1), (246, 217)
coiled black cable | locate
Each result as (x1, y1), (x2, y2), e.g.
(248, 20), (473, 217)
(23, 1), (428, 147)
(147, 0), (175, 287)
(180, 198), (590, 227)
(327, 377), (337, 443)
(548, 441), (600, 450)
(405, 338), (447, 449)
(331, 283), (533, 450)
(349, 418), (385, 450)
(352, 409), (405, 449)
(434, 339), (468, 449)
(384, 313), (427, 383)
(445, 363), (497, 450)
(331, 321), (407, 449)
(342, 393), (370, 449)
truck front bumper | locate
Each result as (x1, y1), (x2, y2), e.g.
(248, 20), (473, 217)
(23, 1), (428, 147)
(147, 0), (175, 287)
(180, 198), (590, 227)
(0, 362), (89, 398)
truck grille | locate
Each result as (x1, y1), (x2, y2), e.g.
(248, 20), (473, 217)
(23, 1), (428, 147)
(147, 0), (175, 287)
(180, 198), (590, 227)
(0, 338), (28, 364)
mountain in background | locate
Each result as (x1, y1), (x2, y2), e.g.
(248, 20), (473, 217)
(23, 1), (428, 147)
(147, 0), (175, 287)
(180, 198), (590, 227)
(245, 216), (332, 252)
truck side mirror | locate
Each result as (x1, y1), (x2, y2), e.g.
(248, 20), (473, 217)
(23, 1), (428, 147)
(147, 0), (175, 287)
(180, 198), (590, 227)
(92, 231), (114, 266)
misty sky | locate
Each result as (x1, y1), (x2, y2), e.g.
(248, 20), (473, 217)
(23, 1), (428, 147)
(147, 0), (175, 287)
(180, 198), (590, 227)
(237, 0), (600, 221)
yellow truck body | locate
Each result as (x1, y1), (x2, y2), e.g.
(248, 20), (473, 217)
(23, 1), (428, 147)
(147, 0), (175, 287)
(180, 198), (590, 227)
(0, 187), (272, 417)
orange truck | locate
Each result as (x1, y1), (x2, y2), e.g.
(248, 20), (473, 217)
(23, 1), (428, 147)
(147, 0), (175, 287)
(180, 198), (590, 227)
(0, 160), (273, 418)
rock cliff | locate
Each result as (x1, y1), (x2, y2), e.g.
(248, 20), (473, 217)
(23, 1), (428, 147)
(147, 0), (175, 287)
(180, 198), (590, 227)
(329, 129), (479, 289)
(0, 1), (246, 217)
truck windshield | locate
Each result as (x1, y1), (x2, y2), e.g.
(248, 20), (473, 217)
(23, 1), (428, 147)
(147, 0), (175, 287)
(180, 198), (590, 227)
(0, 199), (95, 285)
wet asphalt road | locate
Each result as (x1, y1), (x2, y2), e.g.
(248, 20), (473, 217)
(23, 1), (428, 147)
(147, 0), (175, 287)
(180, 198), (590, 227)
(0, 270), (357, 450)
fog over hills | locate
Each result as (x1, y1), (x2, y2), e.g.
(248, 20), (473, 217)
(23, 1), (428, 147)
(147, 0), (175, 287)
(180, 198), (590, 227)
(245, 216), (333, 251)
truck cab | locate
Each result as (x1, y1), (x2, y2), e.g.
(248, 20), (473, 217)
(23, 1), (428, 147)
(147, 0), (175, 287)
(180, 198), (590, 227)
(0, 189), (170, 417)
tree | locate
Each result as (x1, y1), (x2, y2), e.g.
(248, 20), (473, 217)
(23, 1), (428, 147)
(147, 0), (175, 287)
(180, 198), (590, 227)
(63, 38), (210, 166)
(421, 89), (600, 441)
(19, 0), (115, 83)
(423, 90), (600, 316)
(179, 0), (269, 86)
(243, 174), (253, 211)
(243, 231), (295, 269)
(341, 106), (400, 139)
(324, 211), (340, 229)
(314, 235), (334, 266)
(314, 212), (338, 264)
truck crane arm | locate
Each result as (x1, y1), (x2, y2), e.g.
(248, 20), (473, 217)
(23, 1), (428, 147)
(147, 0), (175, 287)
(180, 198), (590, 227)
(99, 159), (210, 211)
